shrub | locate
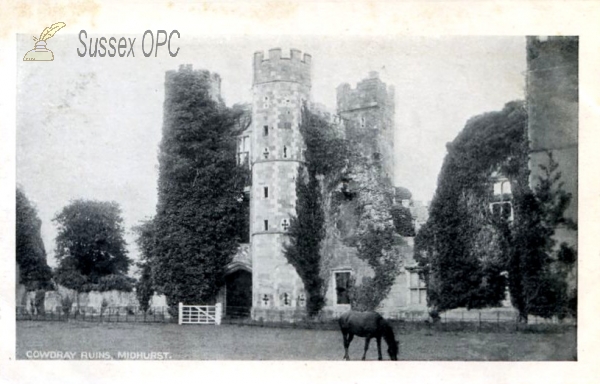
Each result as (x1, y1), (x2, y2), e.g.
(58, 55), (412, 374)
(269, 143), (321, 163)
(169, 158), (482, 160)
(96, 274), (135, 292)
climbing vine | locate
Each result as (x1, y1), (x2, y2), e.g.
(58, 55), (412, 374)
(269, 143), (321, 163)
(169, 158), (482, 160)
(416, 100), (576, 320)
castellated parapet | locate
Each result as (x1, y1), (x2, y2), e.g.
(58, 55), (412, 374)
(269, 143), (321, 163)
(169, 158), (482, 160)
(253, 48), (312, 87)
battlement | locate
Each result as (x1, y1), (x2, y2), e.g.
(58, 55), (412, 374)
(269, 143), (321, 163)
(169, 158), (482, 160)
(336, 71), (394, 113)
(253, 48), (312, 87)
(165, 64), (222, 102)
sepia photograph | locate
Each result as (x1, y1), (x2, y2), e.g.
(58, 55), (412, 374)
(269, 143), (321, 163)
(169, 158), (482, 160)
(14, 32), (578, 362)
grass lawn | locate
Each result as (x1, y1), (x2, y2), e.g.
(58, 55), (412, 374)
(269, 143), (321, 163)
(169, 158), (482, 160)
(16, 321), (576, 361)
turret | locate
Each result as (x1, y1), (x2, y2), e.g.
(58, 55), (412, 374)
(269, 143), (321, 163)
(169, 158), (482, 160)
(253, 48), (312, 87)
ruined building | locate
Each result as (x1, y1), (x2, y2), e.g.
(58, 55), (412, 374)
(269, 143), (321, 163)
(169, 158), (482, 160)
(166, 49), (426, 321)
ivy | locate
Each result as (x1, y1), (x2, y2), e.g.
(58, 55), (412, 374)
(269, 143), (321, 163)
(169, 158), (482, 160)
(416, 100), (576, 320)
(152, 68), (249, 316)
(415, 101), (527, 311)
(351, 225), (402, 311)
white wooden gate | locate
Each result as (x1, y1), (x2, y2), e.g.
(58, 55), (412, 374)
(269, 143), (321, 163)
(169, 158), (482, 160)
(178, 303), (222, 325)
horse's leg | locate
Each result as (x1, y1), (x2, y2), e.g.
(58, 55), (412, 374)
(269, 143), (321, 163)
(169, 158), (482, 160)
(376, 336), (382, 360)
(362, 337), (371, 361)
(343, 332), (353, 360)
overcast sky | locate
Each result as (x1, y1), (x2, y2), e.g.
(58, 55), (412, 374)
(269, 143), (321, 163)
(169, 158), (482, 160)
(17, 34), (526, 268)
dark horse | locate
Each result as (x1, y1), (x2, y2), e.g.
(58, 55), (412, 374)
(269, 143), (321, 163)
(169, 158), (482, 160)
(339, 310), (399, 361)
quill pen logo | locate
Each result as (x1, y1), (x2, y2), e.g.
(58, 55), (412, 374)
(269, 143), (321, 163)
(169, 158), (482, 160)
(23, 22), (66, 61)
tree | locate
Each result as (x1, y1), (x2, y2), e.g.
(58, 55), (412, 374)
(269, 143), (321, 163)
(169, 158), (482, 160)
(16, 187), (53, 290)
(509, 152), (577, 321)
(53, 200), (131, 291)
(283, 106), (352, 317)
(132, 219), (156, 312)
(391, 205), (415, 237)
(153, 68), (248, 315)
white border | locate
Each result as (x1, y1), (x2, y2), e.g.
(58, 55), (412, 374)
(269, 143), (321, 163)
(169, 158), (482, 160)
(1, 1), (599, 383)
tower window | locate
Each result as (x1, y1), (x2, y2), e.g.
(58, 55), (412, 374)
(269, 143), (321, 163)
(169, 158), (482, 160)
(360, 116), (366, 128)
(263, 147), (269, 159)
(281, 218), (290, 231)
(264, 187), (269, 198)
(283, 146), (288, 158)
(264, 220), (269, 231)
(284, 122), (292, 129)
(263, 125), (269, 136)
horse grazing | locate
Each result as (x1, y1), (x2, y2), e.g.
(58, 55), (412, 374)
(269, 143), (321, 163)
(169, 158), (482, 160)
(338, 310), (399, 361)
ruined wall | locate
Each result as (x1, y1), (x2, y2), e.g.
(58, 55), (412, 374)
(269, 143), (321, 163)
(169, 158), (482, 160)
(527, 36), (578, 251)
(337, 71), (396, 182)
(18, 284), (167, 314)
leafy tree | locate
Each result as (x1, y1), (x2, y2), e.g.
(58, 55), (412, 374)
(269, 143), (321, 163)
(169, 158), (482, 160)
(132, 219), (156, 312)
(509, 152), (576, 321)
(53, 200), (131, 290)
(284, 166), (326, 316)
(153, 68), (248, 315)
(16, 187), (53, 290)
(284, 106), (344, 317)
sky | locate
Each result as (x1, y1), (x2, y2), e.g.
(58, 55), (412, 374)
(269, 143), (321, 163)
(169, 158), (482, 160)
(16, 34), (526, 269)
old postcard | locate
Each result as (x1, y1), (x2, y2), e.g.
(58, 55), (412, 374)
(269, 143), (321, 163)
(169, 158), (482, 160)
(1, 1), (599, 383)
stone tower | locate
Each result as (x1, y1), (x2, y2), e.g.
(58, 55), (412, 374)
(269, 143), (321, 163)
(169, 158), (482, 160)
(336, 71), (395, 181)
(250, 48), (312, 320)
(526, 36), (578, 248)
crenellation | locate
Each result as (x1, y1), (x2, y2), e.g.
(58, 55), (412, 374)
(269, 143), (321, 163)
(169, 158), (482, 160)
(225, 49), (409, 322)
(253, 48), (312, 87)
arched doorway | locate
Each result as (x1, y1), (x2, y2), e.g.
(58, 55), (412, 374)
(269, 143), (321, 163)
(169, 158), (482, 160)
(224, 268), (252, 318)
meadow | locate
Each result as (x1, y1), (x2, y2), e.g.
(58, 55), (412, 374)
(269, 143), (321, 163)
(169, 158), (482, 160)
(16, 321), (576, 361)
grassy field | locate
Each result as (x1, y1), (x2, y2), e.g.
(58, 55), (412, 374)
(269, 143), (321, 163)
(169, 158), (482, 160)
(16, 321), (576, 361)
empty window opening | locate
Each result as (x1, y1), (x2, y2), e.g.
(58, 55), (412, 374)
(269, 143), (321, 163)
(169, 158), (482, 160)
(264, 187), (269, 198)
(334, 271), (352, 305)
(283, 146), (288, 158)
(264, 220), (269, 231)
(263, 125), (269, 136)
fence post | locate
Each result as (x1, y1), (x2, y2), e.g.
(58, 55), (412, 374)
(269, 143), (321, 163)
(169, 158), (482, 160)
(178, 303), (183, 325)
(215, 303), (222, 325)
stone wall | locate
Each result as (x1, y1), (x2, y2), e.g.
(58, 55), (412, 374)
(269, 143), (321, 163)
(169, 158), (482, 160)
(526, 36), (578, 247)
(16, 284), (167, 314)
(526, 36), (578, 294)
(337, 71), (396, 181)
